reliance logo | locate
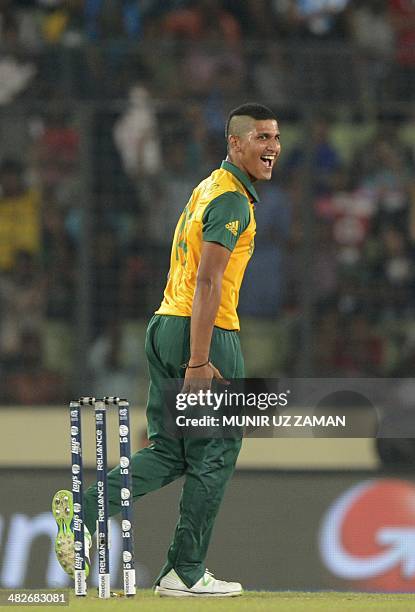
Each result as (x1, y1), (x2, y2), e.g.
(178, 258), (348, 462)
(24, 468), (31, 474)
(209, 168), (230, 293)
(0, 513), (149, 588)
(319, 479), (415, 592)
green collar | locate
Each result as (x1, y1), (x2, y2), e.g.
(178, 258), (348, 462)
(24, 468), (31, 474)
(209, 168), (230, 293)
(221, 160), (259, 203)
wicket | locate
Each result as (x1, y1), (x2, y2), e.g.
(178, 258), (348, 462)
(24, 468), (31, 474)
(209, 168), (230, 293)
(70, 396), (136, 599)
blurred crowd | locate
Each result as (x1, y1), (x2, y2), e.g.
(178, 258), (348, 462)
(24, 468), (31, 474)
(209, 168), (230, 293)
(1, 0), (415, 103)
(0, 0), (415, 404)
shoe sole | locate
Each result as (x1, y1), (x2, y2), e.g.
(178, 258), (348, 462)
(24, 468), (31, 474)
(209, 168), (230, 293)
(52, 489), (79, 578)
(155, 587), (243, 597)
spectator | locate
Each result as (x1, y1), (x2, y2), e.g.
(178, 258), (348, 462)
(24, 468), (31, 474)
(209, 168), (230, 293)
(389, 0), (415, 100)
(0, 1), (41, 51)
(40, 0), (84, 45)
(250, 43), (292, 110)
(0, 54), (36, 106)
(0, 251), (45, 370)
(349, 0), (394, 103)
(312, 219), (339, 300)
(163, 0), (241, 45)
(313, 303), (342, 375)
(334, 312), (384, 375)
(239, 180), (292, 317)
(283, 1), (354, 101)
(87, 319), (142, 405)
(239, 0), (276, 38)
(85, 0), (142, 42)
(119, 237), (154, 318)
(178, 28), (244, 99)
(198, 69), (241, 140)
(91, 226), (123, 335)
(238, 180), (292, 377)
(372, 225), (414, 319)
(31, 103), (80, 195)
(41, 197), (75, 319)
(185, 102), (209, 170)
(146, 137), (197, 245)
(5, 329), (65, 404)
(0, 1), (16, 46)
(113, 83), (161, 178)
(0, 159), (42, 272)
(0, 1), (37, 100)
(284, 117), (342, 195)
(353, 132), (412, 231)
(140, 36), (182, 99)
(287, 0), (350, 39)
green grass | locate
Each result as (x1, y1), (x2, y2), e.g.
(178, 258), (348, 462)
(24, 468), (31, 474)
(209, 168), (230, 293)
(3, 590), (415, 612)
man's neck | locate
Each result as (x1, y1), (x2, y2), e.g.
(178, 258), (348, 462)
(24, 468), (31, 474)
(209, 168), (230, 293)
(225, 156), (256, 183)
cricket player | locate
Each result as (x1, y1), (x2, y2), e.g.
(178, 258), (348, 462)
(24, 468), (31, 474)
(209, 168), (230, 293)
(52, 103), (281, 596)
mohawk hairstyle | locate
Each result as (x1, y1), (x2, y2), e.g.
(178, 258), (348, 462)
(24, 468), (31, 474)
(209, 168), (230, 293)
(225, 103), (277, 139)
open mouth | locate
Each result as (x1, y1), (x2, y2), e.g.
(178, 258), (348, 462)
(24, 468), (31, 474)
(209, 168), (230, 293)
(260, 155), (274, 169)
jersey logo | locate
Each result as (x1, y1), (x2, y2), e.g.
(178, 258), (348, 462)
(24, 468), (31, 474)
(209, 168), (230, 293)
(225, 220), (239, 236)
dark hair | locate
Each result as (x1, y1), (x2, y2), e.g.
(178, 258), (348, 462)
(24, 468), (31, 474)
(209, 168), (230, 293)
(225, 103), (277, 139)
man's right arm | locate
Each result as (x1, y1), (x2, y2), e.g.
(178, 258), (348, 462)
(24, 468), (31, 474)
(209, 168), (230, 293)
(181, 191), (250, 393)
(182, 241), (231, 393)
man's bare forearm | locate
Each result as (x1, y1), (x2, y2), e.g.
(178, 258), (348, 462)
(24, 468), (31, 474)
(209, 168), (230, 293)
(189, 277), (222, 365)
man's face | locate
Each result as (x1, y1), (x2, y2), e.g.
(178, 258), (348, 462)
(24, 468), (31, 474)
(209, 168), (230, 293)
(230, 119), (281, 181)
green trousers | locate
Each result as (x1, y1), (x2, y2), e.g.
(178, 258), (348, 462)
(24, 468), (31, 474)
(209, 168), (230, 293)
(84, 314), (244, 588)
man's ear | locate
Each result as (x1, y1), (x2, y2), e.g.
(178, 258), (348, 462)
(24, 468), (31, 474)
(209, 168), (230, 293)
(228, 134), (241, 153)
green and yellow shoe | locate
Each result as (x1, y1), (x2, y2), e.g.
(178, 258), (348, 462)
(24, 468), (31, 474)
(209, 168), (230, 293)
(52, 489), (91, 578)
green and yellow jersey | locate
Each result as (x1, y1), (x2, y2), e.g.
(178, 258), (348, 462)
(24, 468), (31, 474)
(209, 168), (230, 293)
(156, 160), (258, 330)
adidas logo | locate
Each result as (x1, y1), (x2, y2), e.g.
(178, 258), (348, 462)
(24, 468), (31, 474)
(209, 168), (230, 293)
(225, 220), (239, 236)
